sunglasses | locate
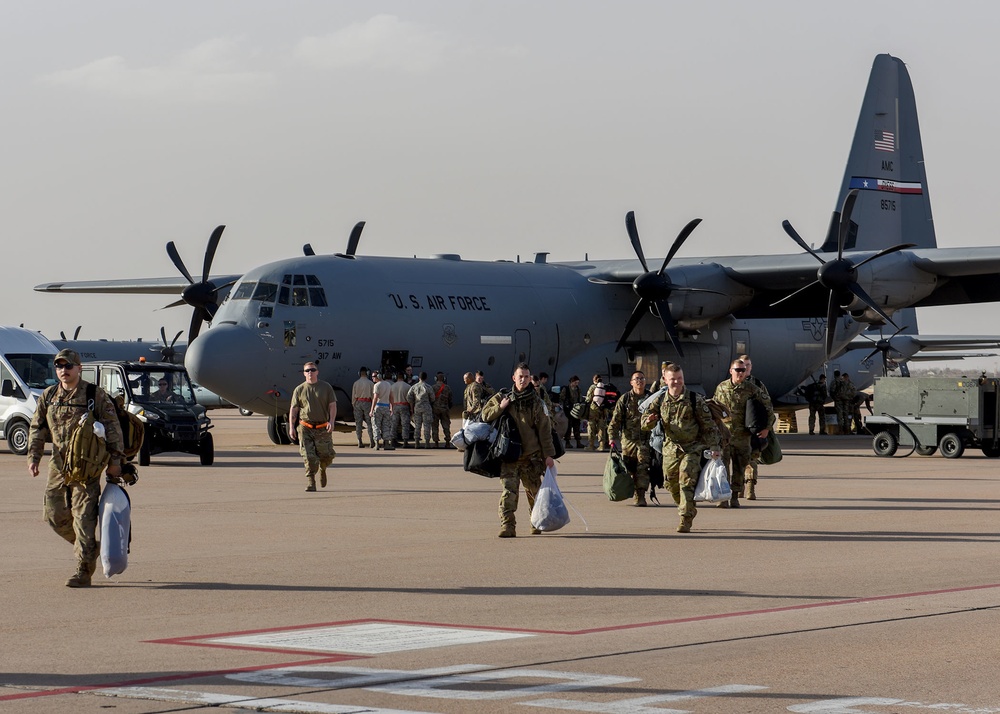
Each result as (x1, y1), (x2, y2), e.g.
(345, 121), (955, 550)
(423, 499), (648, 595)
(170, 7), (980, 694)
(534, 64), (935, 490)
(732, 368), (746, 373)
(54, 363), (75, 370)
(304, 368), (318, 373)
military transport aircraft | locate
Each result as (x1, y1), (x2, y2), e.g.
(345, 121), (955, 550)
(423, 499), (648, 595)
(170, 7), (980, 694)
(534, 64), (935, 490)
(34, 54), (1000, 444)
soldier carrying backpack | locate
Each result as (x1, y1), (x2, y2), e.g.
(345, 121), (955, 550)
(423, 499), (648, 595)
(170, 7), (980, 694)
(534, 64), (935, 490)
(27, 349), (125, 588)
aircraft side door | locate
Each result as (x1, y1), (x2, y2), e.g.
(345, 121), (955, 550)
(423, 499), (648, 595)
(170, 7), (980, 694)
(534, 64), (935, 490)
(730, 329), (750, 360)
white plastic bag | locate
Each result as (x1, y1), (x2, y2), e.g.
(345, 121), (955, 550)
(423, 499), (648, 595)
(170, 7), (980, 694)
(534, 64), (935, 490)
(694, 457), (731, 503)
(99, 483), (131, 577)
(530, 465), (570, 532)
(450, 429), (468, 450)
(463, 421), (494, 443)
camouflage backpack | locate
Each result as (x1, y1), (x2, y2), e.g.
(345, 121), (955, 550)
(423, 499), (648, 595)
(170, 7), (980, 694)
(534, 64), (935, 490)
(63, 384), (110, 485)
(112, 394), (145, 460)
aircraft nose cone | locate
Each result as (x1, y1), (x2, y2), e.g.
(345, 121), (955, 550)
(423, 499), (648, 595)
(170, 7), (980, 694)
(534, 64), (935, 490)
(185, 324), (269, 407)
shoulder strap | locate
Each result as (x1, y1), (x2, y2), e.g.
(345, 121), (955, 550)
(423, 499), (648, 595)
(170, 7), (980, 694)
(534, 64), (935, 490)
(86, 383), (97, 416)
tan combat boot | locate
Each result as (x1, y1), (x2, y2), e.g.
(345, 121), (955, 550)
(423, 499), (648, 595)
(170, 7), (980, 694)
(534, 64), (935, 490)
(305, 477), (317, 492)
(498, 524), (516, 538)
(66, 562), (92, 588)
(676, 516), (693, 533)
(634, 489), (647, 507)
(747, 480), (757, 500)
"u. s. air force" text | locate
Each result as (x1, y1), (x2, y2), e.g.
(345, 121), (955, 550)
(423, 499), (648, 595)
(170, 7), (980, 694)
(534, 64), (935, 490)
(388, 293), (492, 311)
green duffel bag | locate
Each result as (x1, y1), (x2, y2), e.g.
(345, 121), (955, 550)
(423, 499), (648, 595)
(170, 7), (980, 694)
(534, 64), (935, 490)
(603, 451), (634, 501)
(760, 433), (783, 465)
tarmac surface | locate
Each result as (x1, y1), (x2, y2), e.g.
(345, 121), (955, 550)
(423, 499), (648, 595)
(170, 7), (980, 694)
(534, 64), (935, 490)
(2, 412), (1000, 713)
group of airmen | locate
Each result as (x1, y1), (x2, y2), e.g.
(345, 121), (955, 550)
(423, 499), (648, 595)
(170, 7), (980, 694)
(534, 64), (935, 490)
(802, 370), (866, 436)
(349, 366), (454, 451)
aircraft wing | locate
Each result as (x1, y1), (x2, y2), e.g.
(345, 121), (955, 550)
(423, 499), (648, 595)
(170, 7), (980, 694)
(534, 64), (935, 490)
(906, 351), (998, 362)
(844, 334), (1000, 353)
(34, 275), (243, 295)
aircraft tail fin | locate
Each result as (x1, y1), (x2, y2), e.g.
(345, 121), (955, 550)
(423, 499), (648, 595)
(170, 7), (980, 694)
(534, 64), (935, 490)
(820, 54), (937, 252)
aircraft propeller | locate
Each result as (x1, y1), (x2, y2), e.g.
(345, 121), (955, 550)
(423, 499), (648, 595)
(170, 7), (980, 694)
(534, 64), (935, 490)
(303, 221), (366, 258)
(772, 189), (915, 358)
(163, 225), (234, 343)
(159, 327), (184, 364)
(60, 326), (82, 340)
(608, 211), (722, 357)
(859, 324), (908, 377)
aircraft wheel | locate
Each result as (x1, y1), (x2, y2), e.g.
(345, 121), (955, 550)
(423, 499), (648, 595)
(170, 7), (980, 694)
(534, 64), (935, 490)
(139, 438), (151, 466)
(939, 432), (965, 459)
(199, 432), (215, 465)
(915, 445), (937, 456)
(239, 407), (253, 417)
(266, 416), (292, 445)
(872, 431), (898, 457)
(6, 419), (29, 455)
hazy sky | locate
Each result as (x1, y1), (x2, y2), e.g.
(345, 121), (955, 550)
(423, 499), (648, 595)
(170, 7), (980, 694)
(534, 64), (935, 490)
(4, 1), (1000, 368)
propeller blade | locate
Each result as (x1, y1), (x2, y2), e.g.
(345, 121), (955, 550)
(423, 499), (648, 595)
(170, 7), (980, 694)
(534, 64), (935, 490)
(188, 309), (203, 344)
(166, 241), (195, 284)
(345, 221), (365, 256)
(861, 346), (881, 363)
(624, 211), (650, 273)
(781, 220), (826, 264)
(658, 218), (702, 274)
(303, 243), (315, 256)
(73, 326), (82, 340)
(825, 293), (840, 359)
(201, 225), (225, 283)
(653, 299), (684, 357)
(852, 243), (917, 270)
(160, 299), (187, 310)
(170, 330), (183, 347)
(160, 326), (168, 345)
(770, 280), (820, 308)
(615, 299), (651, 353)
(846, 282), (898, 328)
(836, 189), (860, 260)
(60, 331), (66, 340)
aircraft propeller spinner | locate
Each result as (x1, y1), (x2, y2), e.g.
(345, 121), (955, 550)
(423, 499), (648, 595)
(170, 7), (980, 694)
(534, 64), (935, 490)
(772, 189), (915, 358)
(608, 211), (723, 357)
(303, 221), (366, 258)
(159, 327), (184, 364)
(163, 225), (234, 343)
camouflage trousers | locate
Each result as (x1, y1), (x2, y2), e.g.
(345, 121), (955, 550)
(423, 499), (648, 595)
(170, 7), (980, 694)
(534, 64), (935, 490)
(808, 403), (825, 434)
(392, 405), (412, 442)
(372, 406), (394, 444)
(587, 410), (608, 450)
(498, 456), (545, 528)
(835, 400), (853, 434)
(43, 469), (100, 566)
(662, 445), (701, 520)
(412, 404), (433, 444)
(297, 425), (336, 481)
(432, 407), (451, 445)
(353, 402), (373, 442)
(729, 435), (752, 491)
(620, 437), (650, 492)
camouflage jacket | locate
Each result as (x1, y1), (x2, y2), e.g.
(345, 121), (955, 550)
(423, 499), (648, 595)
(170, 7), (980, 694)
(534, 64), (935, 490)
(407, 380), (434, 411)
(28, 380), (125, 475)
(836, 380), (858, 405)
(657, 388), (720, 454)
(481, 385), (555, 460)
(713, 378), (774, 437)
(432, 382), (453, 411)
(463, 381), (487, 419)
(608, 389), (648, 445)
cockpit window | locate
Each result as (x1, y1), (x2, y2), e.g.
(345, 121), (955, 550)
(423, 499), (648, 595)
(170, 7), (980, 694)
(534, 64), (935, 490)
(275, 274), (327, 307)
(252, 282), (277, 302)
(232, 282), (257, 300)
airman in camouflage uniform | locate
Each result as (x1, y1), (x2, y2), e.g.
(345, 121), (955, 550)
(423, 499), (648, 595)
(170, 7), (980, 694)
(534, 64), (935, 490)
(835, 373), (858, 435)
(370, 372), (395, 450)
(713, 359), (773, 507)
(480, 363), (556, 538)
(407, 371), (435, 448)
(462, 372), (485, 421)
(561, 375), (583, 448)
(431, 372), (453, 448)
(27, 348), (125, 588)
(390, 373), (413, 447)
(644, 363), (720, 533)
(584, 374), (610, 451)
(288, 361), (338, 491)
(738, 354), (775, 500)
(351, 367), (375, 448)
(608, 370), (651, 506)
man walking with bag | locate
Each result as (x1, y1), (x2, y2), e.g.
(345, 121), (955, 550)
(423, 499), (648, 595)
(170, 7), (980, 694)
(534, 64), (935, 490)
(608, 370), (651, 507)
(480, 363), (556, 538)
(27, 349), (125, 587)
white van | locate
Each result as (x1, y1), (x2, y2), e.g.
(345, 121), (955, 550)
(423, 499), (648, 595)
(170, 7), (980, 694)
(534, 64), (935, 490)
(0, 327), (58, 455)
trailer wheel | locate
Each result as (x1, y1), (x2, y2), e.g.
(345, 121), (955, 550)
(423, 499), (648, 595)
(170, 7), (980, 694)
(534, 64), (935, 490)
(939, 432), (965, 459)
(872, 431), (898, 457)
(982, 444), (1000, 458)
(915, 445), (937, 456)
